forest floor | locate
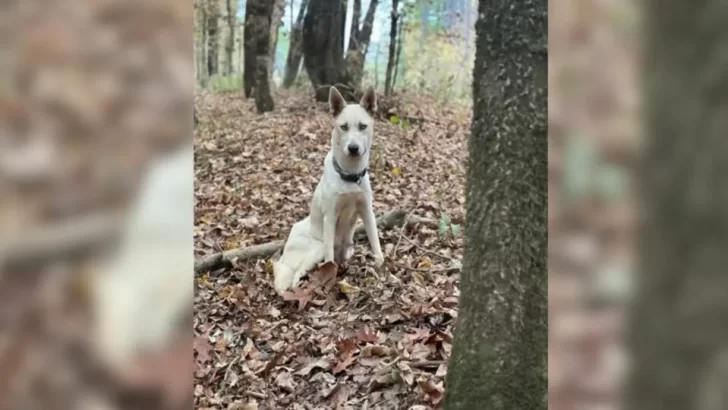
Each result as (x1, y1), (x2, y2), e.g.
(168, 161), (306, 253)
(193, 89), (471, 409)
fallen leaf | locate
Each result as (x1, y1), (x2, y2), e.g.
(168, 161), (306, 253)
(338, 280), (360, 296)
(194, 335), (213, 365)
(281, 288), (313, 311)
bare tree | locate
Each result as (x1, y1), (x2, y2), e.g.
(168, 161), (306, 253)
(302, 0), (355, 101)
(345, 0), (379, 87)
(282, 0), (310, 88)
(243, 0), (256, 97)
(268, 0), (285, 86)
(245, 0), (275, 112)
(222, 0), (238, 76)
(384, 0), (400, 95)
(205, 0), (219, 77)
(443, 0), (547, 407)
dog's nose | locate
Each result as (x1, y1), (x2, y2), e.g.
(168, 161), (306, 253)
(347, 144), (360, 155)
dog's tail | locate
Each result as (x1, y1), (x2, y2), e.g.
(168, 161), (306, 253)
(273, 260), (295, 294)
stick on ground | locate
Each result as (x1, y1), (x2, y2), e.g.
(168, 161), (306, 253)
(194, 209), (435, 274)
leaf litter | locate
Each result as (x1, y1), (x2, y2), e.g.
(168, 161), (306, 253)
(194, 89), (470, 409)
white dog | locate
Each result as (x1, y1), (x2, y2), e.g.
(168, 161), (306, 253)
(273, 86), (384, 293)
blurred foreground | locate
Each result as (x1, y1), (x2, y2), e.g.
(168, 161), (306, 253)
(0, 1), (193, 409)
(549, 0), (640, 408)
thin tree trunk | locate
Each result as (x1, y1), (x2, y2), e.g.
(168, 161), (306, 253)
(223, 0), (237, 76)
(302, 0), (355, 101)
(442, 0), (547, 408)
(206, 0), (219, 77)
(268, 0), (285, 89)
(250, 0), (275, 112)
(384, 0), (399, 96)
(345, 0), (379, 87)
(391, 9), (404, 92)
(624, 1), (728, 410)
(282, 0), (310, 88)
(243, 0), (256, 97)
(348, 0), (361, 51)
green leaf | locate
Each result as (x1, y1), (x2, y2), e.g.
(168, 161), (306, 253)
(389, 115), (400, 125)
(450, 224), (461, 237)
(438, 214), (451, 236)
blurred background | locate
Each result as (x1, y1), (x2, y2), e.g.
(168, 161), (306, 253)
(549, 0), (640, 409)
(0, 0), (193, 409)
(194, 0), (476, 102)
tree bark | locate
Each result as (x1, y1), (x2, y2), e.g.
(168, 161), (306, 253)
(442, 0), (547, 408)
(384, 0), (400, 96)
(624, 2), (728, 410)
(345, 0), (379, 87)
(248, 0), (275, 112)
(205, 0), (219, 77)
(302, 0), (355, 101)
(243, 0), (256, 97)
(282, 0), (310, 88)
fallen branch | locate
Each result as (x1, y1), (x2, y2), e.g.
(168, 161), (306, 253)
(0, 212), (124, 273)
(194, 209), (436, 274)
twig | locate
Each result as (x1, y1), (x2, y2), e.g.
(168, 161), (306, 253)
(392, 209), (417, 257)
(408, 360), (446, 369)
(392, 262), (461, 274)
(194, 209), (436, 274)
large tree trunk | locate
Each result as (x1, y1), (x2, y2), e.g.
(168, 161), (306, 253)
(222, 0), (237, 76)
(205, 0), (219, 77)
(442, 0), (547, 408)
(345, 0), (379, 87)
(302, 0), (355, 101)
(624, 2), (728, 410)
(384, 0), (400, 96)
(243, 0), (256, 97)
(249, 0), (275, 112)
(268, 0), (285, 88)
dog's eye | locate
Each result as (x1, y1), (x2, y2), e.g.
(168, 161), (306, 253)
(358, 123), (368, 131)
(340, 123), (349, 131)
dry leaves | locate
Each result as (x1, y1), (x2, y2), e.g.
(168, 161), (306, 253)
(194, 90), (469, 408)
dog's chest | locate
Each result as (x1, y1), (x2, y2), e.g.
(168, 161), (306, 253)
(334, 191), (365, 215)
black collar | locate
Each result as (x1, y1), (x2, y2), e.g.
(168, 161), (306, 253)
(332, 157), (368, 184)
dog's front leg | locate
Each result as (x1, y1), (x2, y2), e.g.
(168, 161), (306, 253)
(361, 201), (384, 266)
(323, 211), (337, 264)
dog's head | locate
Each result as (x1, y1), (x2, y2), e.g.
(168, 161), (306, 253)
(329, 86), (377, 158)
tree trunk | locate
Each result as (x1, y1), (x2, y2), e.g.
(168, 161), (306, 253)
(624, 2), (728, 410)
(391, 9), (404, 92)
(442, 0), (547, 408)
(249, 0), (275, 112)
(268, 0), (285, 88)
(348, 0), (361, 51)
(302, 0), (355, 101)
(195, 0), (209, 86)
(282, 0), (310, 88)
(206, 0), (219, 77)
(384, 0), (399, 96)
(222, 0), (237, 76)
(345, 0), (379, 87)
(243, 0), (256, 97)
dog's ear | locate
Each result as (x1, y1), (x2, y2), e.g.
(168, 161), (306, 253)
(359, 86), (377, 115)
(329, 86), (346, 117)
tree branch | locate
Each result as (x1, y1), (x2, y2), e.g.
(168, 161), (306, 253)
(194, 209), (436, 274)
